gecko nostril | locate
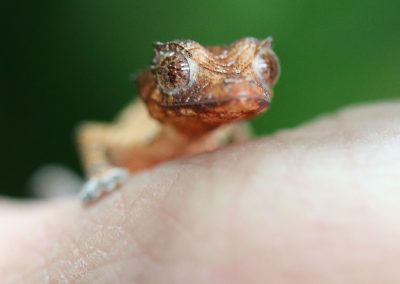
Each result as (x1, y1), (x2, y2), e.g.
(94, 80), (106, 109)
(223, 78), (244, 84)
(238, 92), (250, 101)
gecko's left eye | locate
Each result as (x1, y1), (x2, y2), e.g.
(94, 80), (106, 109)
(252, 48), (280, 87)
(155, 53), (192, 95)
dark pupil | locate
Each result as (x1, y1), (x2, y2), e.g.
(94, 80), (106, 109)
(159, 55), (189, 91)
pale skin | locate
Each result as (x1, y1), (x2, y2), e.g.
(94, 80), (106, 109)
(2, 102), (400, 283)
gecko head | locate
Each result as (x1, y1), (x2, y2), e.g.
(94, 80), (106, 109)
(137, 37), (280, 135)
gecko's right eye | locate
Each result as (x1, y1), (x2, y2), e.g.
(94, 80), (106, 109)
(155, 53), (191, 95)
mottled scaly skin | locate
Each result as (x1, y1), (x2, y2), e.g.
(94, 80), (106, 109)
(139, 38), (279, 136)
(77, 37), (280, 202)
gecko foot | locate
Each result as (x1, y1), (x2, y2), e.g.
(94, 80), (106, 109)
(79, 168), (129, 202)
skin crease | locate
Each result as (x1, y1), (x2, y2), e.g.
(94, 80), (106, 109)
(1, 102), (400, 283)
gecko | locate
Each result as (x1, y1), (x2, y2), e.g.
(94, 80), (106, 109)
(77, 37), (280, 202)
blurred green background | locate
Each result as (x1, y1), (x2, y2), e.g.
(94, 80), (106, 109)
(2, 0), (400, 197)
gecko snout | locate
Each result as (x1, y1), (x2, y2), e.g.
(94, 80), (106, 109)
(207, 78), (270, 114)
(169, 78), (271, 129)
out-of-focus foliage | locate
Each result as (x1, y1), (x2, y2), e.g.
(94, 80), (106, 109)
(2, 0), (400, 197)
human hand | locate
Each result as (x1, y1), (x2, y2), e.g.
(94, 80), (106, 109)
(2, 102), (400, 283)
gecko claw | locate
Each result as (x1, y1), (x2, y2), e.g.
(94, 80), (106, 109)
(79, 168), (129, 202)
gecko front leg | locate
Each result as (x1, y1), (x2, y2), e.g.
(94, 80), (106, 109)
(77, 101), (161, 202)
(77, 123), (129, 202)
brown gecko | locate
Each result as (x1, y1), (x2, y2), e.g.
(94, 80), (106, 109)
(77, 37), (280, 202)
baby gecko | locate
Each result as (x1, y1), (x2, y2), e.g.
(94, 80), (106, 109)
(77, 37), (280, 202)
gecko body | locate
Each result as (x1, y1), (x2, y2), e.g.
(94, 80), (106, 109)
(78, 37), (280, 202)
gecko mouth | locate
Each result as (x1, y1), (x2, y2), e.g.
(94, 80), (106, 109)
(160, 93), (268, 108)
(157, 92), (269, 125)
(160, 80), (270, 110)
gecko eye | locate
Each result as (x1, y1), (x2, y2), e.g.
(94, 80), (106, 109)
(155, 53), (191, 95)
(252, 48), (280, 87)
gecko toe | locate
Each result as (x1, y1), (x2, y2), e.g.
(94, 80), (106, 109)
(79, 168), (129, 202)
(99, 168), (129, 193)
(79, 178), (101, 202)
